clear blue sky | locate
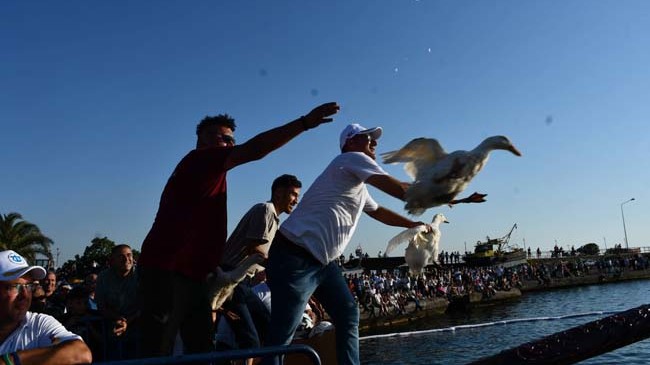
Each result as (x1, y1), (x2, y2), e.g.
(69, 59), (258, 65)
(3, 1), (648, 265)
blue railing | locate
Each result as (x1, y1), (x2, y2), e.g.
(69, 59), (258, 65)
(96, 344), (321, 365)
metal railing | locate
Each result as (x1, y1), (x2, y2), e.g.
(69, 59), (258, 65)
(96, 344), (321, 365)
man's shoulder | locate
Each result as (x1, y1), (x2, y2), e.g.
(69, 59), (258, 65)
(335, 152), (383, 171)
(175, 147), (231, 171)
(246, 202), (276, 216)
(23, 311), (59, 327)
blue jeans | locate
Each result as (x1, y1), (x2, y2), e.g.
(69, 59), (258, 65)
(262, 233), (360, 365)
(221, 282), (270, 349)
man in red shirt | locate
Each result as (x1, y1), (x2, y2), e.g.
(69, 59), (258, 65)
(138, 103), (339, 358)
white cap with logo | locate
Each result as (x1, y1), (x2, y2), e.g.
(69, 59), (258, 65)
(0, 250), (47, 281)
(339, 123), (383, 150)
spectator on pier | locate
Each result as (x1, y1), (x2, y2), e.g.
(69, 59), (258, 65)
(84, 273), (98, 311)
(29, 284), (47, 314)
(137, 103), (339, 358)
(96, 244), (139, 359)
(41, 270), (65, 320)
(0, 250), (92, 364)
(61, 287), (103, 361)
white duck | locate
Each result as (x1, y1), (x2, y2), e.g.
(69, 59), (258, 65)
(206, 252), (265, 311)
(382, 135), (521, 216)
(384, 213), (449, 275)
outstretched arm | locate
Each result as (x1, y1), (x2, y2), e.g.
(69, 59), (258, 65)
(365, 174), (410, 201)
(13, 339), (92, 365)
(225, 102), (339, 170)
(365, 207), (425, 229)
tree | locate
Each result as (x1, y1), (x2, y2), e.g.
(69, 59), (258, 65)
(0, 212), (53, 263)
(58, 236), (140, 280)
(577, 243), (600, 256)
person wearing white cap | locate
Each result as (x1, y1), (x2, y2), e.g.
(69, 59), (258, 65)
(0, 250), (92, 364)
(263, 123), (431, 365)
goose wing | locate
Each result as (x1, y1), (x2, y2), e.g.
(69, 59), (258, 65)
(207, 253), (265, 310)
(385, 224), (429, 255)
(381, 138), (447, 180)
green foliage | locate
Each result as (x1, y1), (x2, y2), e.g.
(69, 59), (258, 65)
(0, 212), (53, 263)
(577, 243), (600, 255)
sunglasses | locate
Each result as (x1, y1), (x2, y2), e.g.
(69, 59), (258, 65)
(4, 283), (38, 295)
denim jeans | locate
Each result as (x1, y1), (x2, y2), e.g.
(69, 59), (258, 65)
(262, 233), (360, 365)
(221, 282), (271, 349)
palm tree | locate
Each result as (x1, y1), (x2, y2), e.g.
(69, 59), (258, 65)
(0, 212), (53, 263)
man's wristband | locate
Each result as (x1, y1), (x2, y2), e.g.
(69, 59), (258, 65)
(1, 353), (13, 365)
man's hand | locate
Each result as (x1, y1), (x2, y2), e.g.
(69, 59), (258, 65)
(410, 221), (433, 233)
(302, 102), (340, 129)
(113, 318), (128, 337)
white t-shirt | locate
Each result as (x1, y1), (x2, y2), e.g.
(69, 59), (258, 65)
(281, 152), (387, 265)
(0, 312), (82, 353)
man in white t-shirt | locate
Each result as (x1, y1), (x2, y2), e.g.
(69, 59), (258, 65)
(262, 124), (431, 365)
(0, 250), (92, 364)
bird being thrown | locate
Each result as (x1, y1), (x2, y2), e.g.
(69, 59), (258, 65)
(381, 135), (522, 216)
(384, 213), (449, 275)
(206, 252), (265, 311)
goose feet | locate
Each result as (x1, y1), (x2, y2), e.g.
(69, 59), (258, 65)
(448, 192), (488, 207)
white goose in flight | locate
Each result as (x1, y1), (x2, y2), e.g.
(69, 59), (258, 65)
(382, 135), (521, 216)
(385, 213), (449, 275)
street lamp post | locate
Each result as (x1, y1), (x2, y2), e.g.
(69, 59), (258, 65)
(620, 198), (635, 249)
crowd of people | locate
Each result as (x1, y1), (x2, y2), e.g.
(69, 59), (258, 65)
(4, 103), (438, 365)
(3, 245), (139, 362)
(345, 265), (523, 317)
(7, 103), (647, 365)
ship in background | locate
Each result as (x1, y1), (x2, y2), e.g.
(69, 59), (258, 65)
(463, 223), (527, 267)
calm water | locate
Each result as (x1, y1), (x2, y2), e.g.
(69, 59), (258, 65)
(360, 280), (650, 364)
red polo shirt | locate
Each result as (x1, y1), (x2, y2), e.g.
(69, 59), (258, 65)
(139, 147), (231, 281)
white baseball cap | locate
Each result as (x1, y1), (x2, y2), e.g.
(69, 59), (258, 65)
(0, 250), (46, 281)
(339, 123), (382, 150)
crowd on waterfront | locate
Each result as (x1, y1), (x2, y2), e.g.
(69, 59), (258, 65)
(341, 252), (650, 318)
(8, 241), (650, 362)
(344, 265), (523, 317)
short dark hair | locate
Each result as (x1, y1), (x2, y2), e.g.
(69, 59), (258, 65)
(111, 244), (132, 256)
(196, 114), (236, 136)
(271, 174), (302, 194)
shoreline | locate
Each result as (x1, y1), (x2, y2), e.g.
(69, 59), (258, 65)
(358, 267), (650, 336)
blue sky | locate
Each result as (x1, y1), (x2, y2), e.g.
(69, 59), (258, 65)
(3, 1), (648, 265)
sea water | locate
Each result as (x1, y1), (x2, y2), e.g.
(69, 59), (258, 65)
(360, 279), (650, 364)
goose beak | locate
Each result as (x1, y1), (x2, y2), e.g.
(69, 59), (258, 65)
(443, 220), (450, 224)
(508, 145), (522, 156)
